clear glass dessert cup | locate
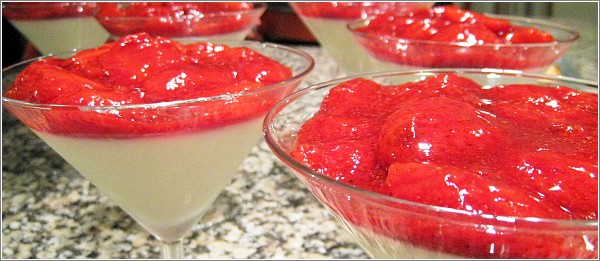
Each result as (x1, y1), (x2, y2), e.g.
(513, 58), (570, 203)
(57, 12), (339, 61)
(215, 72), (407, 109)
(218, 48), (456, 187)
(263, 68), (598, 259)
(348, 14), (580, 74)
(2, 41), (314, 259)
(289, 2), (434, 74)
(2, 2), (110, 55)
(95, 3), (267, 43)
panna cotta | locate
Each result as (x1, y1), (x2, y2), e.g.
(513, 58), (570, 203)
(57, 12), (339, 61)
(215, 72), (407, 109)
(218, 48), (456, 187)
(3, 2), (109, 55)
(33, 117), (263, 241)
(290, 2), (433, 74)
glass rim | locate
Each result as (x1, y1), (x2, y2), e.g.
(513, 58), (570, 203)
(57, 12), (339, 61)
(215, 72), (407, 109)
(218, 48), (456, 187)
(263, 68), (598, 228)
(290, 2), (435, 19)
(2, 2), (96, 9)
(1, 2), (99, 19)
(348, 13), (580, 47)
(2, 39), (315, 111)
(94, 2), (267, 21)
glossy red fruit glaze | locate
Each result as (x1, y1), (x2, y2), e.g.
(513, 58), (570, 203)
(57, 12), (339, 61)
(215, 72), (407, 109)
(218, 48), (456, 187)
(292, 74), (597, 220)
(291, 139), (385, 192)
(71, 34), (188, 92)
(4, 58), (111, 103)
(385, 162), (570, 219)
(2, 2), (97, 20)
(4, 33), (293, 137)
(356, 5), (555, 44)
(97, 2), (253, 17)
(291, 74), (598, 258)
(377, 96), (507, 167)
(96, 2), (257, 38)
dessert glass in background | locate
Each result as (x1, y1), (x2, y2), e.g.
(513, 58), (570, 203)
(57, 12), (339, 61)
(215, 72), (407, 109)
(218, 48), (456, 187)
(2, 35), (314, 258)
(264, 69), (598, 259)
(349, 5), (579, 74)
(95, 2), (267, 43)
(2, 2), (110, 55)
(289, 2), (434, 74)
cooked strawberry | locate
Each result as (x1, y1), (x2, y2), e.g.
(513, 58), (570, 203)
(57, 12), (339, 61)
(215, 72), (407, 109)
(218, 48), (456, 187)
(384, 162), (570, 219)
(319, 78), (383, 116)
(429, 23), (503, 44)
(140, 62), (236, 103)
(291, 140), (385, 191)
(296, 113), (384, 145)
(88, 33), (187, 90)
(507, 151), (598, 219)
(504, 26), (555, 43)
(208, 47), (293, 85)
(377, 96), (506, 167)
(4, 59), (110, 103)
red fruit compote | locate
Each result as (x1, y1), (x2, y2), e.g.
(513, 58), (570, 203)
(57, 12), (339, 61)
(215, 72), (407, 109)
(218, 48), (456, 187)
(95, 2), (266, 42)
(2, 33), (314, 243)
(264, 70), (598, 259)
(350, 5), (579, 73)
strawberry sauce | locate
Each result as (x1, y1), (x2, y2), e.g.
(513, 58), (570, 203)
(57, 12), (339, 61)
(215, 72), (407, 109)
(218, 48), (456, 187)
(292, 74), (598, 220)
(291, 74), (598, 257)
(351, 5), (568, 70)
(355, 5), (555, 44)
(95, 2), (258, 37)
(4, 33), (293, 137)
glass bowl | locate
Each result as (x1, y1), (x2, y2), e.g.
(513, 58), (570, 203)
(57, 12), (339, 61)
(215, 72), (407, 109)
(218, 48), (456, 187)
(349, 14), (579, 74)
(289, 2), (434, 74)
(263, 69), (598, 259)
(94, 2), (267, 43)
(2, 2), (110, 55)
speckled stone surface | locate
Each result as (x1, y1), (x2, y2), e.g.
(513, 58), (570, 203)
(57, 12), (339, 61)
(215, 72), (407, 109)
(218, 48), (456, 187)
(2, 24), (597, 259)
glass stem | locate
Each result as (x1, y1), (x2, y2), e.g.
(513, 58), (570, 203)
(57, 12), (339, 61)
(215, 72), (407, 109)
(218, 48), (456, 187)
(161, 239), (185, 259)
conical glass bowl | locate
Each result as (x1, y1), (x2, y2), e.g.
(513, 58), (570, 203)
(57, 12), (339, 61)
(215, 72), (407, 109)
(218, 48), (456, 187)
(263, 68), (598, 259)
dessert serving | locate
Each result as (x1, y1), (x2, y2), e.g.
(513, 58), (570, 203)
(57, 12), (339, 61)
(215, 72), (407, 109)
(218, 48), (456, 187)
(95, 2), (266, 42)
(350, 5), (579, 73)
(290, 2), (433, 74)
(2, 2), (110, 55)
(264, 69), (598, 259)
(2, 32), (314, 258)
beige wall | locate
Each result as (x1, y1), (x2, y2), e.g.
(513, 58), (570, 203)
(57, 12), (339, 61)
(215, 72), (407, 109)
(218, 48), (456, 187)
(457, 1), (598, 23)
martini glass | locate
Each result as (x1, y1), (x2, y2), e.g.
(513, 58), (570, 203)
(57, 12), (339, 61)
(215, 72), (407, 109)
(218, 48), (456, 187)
(2, 2), (110, 55)
(2, 41), (314, 258)
(263, 69), (598, 259)
(94, 2), (267, 43)
(289, 2), (433, 74)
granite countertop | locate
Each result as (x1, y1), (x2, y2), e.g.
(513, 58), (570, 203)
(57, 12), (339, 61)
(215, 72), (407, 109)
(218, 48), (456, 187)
(2, 20), (598, 259)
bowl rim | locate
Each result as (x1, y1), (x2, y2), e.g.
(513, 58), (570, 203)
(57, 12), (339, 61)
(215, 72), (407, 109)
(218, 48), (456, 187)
(94, 2), (267, 21)
(263, 68), (598, 228)
(348, 13), (580, 47)
(2, 2), (97, 10)
(2, 39), (315, 111)
(289, 2), (435, 19)
(1, 2), (99, 19)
